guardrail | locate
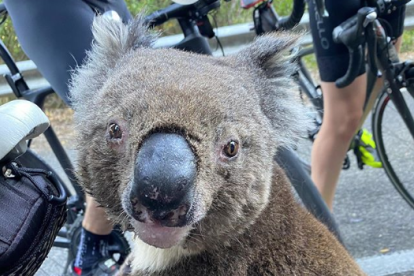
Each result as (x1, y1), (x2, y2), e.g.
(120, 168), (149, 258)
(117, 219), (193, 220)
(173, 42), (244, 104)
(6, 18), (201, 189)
(1, 2), (413, 97)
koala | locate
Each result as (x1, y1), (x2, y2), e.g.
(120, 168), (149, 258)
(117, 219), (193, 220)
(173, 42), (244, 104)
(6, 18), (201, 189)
(70, 15), (365, 276)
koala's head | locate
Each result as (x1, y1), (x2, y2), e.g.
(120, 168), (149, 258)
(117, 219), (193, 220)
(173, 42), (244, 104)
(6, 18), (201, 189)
(70, 16), (306, 252)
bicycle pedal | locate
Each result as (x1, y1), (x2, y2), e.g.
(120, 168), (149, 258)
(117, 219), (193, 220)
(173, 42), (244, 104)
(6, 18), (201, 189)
(308, 125), (320, 142)
(342, 154), (351, 170)
(353, 142), (365, 170)
(357, 156), (364, 170)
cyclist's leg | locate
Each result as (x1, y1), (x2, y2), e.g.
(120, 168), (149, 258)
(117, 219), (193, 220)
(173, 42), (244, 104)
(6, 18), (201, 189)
(308, 0), (366, 210)
(83, 195), (113, 233)
(4, 0), (131, 274)
(311, 79), (366, 209)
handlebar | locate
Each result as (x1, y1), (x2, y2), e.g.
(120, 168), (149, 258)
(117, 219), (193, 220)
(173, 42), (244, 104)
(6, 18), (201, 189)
(145, 0), (220, 28)
(332, 7), (376, 88)
(251, 0), (305, 35)
(145, 3), (194, 28)
(332, 1), (412, 88)
(276, 0), (305, 30)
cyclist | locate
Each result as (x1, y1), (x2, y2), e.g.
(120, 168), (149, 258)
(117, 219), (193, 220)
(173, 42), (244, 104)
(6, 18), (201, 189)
(307, 0), (406, 210)
(3, 0), (131, 275)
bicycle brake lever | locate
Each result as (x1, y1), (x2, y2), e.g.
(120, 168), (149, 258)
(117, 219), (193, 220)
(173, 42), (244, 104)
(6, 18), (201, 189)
(332, 7), (376, 88)
(363, 11), (377, 28)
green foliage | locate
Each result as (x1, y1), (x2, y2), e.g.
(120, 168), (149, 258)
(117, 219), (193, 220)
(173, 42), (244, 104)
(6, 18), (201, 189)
(3, 0), (410, 64)
(124, 0), (293, 34)
(0, 0), (293, 62)
(401, 29), (414, 53)
(302, 53), (317, 71)
(0, 16), (27, 62)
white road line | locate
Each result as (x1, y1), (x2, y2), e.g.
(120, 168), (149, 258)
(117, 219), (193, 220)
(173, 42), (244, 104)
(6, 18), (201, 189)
(357, 249), (414, 276)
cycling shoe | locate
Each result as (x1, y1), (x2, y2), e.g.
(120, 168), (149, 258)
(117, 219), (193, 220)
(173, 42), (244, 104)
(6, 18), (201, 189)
(357, 129), (383, 168)
(71, 259), (119, 276)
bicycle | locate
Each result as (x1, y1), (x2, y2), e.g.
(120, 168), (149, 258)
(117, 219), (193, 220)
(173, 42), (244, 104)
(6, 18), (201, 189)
(0, 0), (338, 275)
(245, 0), (414, 210)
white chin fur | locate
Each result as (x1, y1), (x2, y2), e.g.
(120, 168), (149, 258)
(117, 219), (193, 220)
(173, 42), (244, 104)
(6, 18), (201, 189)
(131, 237), (194, 273)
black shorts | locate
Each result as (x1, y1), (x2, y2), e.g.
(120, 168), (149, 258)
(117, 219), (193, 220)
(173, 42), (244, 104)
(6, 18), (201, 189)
(308, 0), (406, 82)
(4, 0), (132, 106)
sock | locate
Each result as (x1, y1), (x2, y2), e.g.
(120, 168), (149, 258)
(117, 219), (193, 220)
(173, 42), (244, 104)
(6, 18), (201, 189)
(73, 227), (111, 275)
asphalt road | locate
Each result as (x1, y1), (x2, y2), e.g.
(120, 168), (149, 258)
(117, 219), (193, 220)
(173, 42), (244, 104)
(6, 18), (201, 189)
(30, 93), (414, 275)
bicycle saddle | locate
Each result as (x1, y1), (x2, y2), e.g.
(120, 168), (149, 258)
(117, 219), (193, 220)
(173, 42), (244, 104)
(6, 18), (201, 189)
(0, 100), (49, 161)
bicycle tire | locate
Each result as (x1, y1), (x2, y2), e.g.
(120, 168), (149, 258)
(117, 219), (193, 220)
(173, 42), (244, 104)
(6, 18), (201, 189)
(275, 148), (344, 245)
(372, 90), (414, 209)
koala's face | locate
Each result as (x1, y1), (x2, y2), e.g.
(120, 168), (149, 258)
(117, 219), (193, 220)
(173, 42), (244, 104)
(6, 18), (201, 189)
(71, 17), (304, 252)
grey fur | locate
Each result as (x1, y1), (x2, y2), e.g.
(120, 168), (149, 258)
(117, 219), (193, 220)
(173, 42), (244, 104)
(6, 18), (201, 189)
(234, 33), (308, 147)
(70, 15), (364, 276)
(69, 14), (157, 116)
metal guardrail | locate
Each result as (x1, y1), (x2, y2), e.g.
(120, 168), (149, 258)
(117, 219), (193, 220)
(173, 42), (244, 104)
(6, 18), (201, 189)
(1, 2), (413, 97)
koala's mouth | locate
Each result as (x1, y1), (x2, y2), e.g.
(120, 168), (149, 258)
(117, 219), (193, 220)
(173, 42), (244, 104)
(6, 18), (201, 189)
(124, 192), (203, 249)
(130, 219), (193, 249)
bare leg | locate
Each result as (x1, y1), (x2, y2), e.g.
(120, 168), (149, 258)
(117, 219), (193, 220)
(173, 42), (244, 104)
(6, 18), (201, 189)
(311, 75), (366, 210)
(312, 36), (404, 210)
(83, 194), (113, 235)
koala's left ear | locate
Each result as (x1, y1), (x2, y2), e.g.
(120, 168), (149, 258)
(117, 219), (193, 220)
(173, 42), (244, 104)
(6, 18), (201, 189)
(233, 33), (308, 147)
(69, 14), (157, 113)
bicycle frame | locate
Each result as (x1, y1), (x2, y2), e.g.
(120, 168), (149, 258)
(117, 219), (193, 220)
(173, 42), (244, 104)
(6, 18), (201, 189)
(368, 19), (414, 138)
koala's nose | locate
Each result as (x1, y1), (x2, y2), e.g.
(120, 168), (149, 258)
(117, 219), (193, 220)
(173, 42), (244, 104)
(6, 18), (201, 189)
(130, 133), (196, 226)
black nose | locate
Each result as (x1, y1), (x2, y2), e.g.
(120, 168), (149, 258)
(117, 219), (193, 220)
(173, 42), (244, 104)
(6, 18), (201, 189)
(130, 133), (196, 225)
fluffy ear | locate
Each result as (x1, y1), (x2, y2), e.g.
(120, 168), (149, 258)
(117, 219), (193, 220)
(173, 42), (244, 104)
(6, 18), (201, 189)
(69, 14), (156, 112)
(235, 32), (298, 78)
(234, 33), (309, 147)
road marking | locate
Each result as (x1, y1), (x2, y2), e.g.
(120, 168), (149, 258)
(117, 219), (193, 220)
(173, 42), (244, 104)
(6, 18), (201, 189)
(357, 249), (414, 276)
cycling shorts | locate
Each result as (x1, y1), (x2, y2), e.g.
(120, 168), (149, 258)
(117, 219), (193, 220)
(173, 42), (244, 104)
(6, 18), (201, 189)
(308, 0), (406, 82)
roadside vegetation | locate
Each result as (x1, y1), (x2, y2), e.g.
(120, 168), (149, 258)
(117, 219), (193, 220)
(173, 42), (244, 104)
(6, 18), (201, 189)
(0, 1), (412, 106)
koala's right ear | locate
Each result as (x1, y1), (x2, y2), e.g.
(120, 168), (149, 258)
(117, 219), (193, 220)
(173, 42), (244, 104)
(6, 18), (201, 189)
(234, 32), (298, 79)
(232, 33), (308, 147)
(69, 15), (156, 111)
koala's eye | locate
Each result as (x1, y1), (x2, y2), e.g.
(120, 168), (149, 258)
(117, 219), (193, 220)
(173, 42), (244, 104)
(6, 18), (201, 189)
(108, 123), (122, 139)
(223, 140), (239, 158)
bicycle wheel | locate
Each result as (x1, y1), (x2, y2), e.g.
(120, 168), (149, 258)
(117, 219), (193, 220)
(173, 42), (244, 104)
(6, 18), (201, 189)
(372, 90), (414, 209)
(275, 148), (343, 244)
